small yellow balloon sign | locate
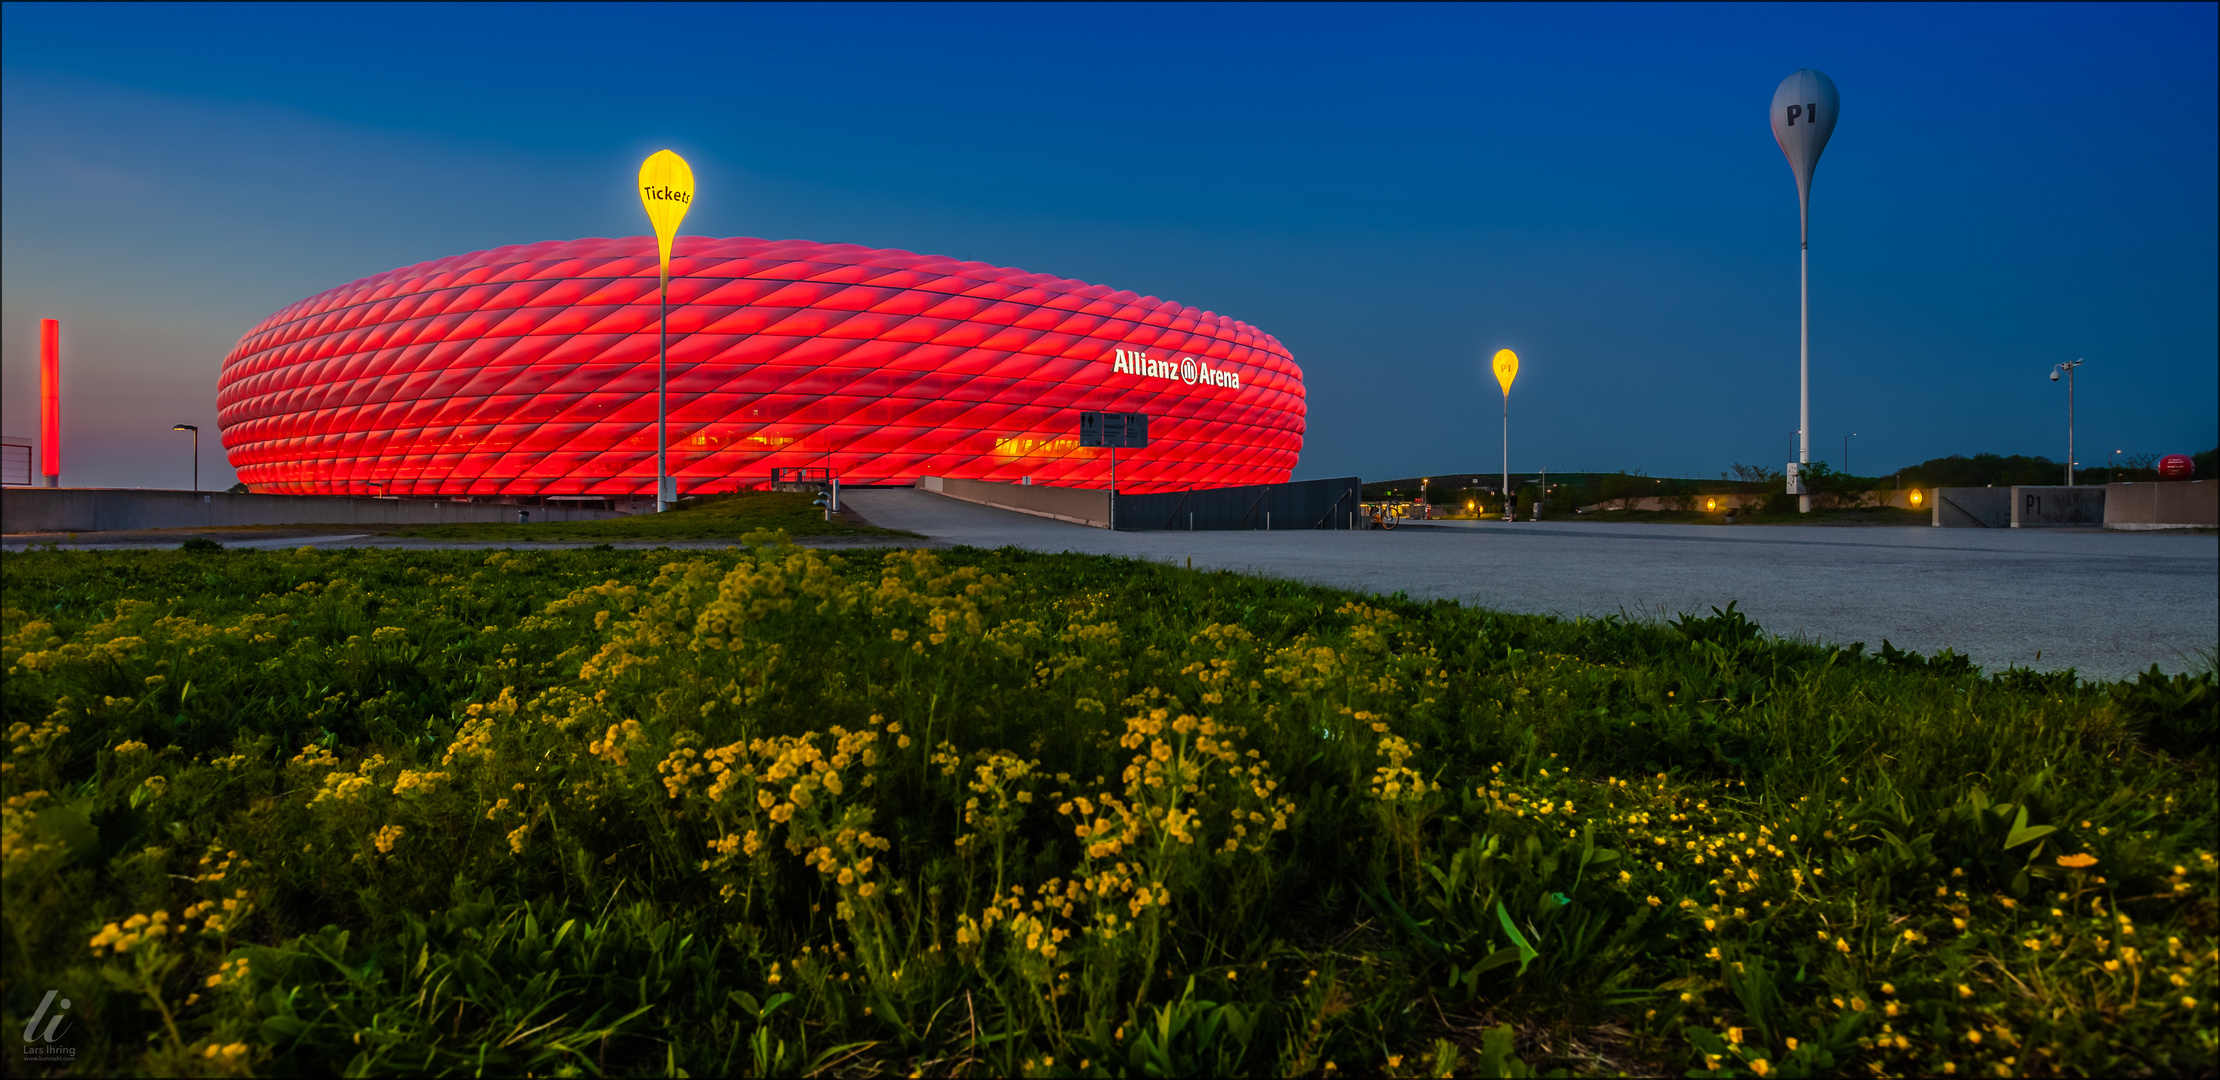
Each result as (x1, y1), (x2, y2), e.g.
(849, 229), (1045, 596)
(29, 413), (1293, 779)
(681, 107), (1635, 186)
(1492, 348), (1520, 396)
(638, 149), (695, 285)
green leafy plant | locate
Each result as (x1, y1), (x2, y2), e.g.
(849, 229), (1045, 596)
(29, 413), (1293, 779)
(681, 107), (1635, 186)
(2, 539), (2211, 1076)
(2110, 664), (2217, 758)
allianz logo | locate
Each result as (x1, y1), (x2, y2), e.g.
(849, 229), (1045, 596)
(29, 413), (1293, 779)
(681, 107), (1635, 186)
(1109, 348), (1241, 390)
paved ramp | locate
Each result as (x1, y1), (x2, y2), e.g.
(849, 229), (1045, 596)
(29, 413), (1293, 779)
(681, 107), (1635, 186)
(844, 488), (2218, 681)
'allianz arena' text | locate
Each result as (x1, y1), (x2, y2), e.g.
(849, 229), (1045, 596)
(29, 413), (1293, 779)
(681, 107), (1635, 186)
(215, 237), (1304, 497)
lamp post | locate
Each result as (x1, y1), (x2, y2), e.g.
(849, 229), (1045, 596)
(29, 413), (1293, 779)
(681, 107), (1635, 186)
(1492, 349), (1519, 522)
(1844, 432), (1856, 477)
(638, 150), (696, 512)
(2050, 359), (2083, 486)
(171, 424), (198, 492)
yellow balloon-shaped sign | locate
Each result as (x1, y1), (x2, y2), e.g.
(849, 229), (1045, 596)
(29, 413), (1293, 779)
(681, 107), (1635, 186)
(638, 149), (695, 285)
(1492, 348), (1520, 396)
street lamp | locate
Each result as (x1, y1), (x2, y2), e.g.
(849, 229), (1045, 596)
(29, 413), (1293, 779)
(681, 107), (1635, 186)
(638, 150), (696, 512)
(1844, 432), (1856, 477)
(171, 424), (199, 492)
(2050, 359), (2083, 486)
(1492, 350), (1520, 522)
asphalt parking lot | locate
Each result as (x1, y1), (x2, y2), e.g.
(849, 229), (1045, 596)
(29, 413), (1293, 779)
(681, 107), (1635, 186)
(843, 488), (2218, 682)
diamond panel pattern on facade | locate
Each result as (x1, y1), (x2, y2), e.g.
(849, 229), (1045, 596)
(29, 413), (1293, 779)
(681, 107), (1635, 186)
(217, 237), (1304, 497)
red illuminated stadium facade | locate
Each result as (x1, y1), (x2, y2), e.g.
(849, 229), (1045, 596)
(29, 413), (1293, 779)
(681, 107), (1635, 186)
(216, 238), (1303, 498)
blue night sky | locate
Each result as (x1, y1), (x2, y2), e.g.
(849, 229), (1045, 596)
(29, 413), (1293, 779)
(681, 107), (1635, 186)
(3, 2), (2213, 490)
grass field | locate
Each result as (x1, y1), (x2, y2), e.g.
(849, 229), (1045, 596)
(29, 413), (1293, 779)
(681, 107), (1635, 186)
(3, 536), (2213, 1076)
(383, 490), (919, 542)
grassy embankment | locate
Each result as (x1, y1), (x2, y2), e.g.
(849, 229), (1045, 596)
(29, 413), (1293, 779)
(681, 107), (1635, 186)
(6, 492), (916, 547)
(382, 490), (918, 542)
(3, 538), (2213, 1076)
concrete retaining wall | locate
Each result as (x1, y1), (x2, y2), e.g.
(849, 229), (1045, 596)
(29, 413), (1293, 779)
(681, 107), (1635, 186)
(2, 488), (626, 533)
(2105, 480), (2217, 530)
(2009, 486), (2106, 528)
(1578, 494), (1763, 512)
(1575, 489), (1922, 513)
(917, 477), (1109, 528)
(1931, 488), (2011, 528)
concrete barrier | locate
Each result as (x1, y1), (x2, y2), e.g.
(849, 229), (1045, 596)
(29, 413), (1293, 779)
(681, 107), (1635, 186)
(2105, 480), (2217, 530)
(1577, 489), (1925, 513)
(2, 487), (627, 533)
(917, 477), (1109, 528)
(1576, 494), (1765, 513)
(1931, 487), (2011, 528)
(1115, 476), (1361, 531)
(2009, 486), (2105, 528)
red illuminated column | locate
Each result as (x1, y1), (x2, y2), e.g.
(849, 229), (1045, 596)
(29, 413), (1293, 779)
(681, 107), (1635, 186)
(39, 319), (59, 487)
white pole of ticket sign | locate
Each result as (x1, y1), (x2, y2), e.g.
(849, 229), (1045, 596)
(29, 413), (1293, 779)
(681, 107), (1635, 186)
(1771, 69), (1839, 514)
(639, 150), (695, 512)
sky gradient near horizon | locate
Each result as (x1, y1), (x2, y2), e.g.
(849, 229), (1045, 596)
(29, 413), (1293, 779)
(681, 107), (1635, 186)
(3, 2), (2214, 491)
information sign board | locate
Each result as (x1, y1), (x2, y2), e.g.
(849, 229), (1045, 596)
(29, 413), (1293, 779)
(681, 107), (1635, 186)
(1079, 412), (1147, 448)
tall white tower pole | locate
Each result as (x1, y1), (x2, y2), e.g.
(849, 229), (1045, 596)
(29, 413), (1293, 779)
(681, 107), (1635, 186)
(1800, 213), (1810, 512)
(1771, 70), (1840, 514)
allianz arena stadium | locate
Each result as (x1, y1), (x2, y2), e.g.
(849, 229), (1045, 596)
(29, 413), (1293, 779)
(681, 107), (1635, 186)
(215, 237), (1304, 499)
